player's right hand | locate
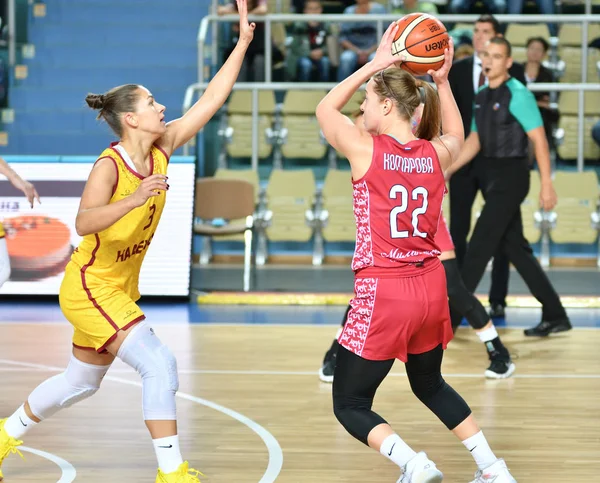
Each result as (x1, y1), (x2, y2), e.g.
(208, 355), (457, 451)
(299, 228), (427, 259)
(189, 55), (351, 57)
(130, 174), (169, 207)
(427, 38), (454, 85)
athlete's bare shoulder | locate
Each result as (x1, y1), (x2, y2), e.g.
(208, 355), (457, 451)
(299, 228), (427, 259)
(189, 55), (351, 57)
(429, 136), (461, 172)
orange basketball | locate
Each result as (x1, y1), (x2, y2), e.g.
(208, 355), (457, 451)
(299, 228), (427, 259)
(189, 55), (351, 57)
(391, 13), (449, 76)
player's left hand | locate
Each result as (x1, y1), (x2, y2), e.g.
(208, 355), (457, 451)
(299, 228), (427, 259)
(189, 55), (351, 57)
(539, 182), (557, 211)
(427, 38), (454, 85)
(372, 22), (402, 71)
(11, 177), (40, 208)
(236, 0), (255, 46)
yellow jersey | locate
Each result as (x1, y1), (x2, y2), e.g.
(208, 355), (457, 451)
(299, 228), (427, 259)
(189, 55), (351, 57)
(68, 143), (169, 301)
(0, 223), (4, 238)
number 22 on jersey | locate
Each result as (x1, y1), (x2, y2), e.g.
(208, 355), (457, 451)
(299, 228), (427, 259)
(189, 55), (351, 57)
(389, 184), (429, 239)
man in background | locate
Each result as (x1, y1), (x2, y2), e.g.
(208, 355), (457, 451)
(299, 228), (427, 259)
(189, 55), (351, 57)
(448, 14), (526, 321)
(447, 37), (571, 338)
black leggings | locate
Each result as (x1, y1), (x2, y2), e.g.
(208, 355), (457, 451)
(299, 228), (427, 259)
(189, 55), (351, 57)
(333, 345), (472, 446)
(443, 258), (489, 330)
(339, 259), (489, 331)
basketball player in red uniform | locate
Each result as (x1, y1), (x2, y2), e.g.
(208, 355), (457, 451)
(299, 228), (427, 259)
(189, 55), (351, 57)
(316, 24), (516, 483)
(319, 109), (515, 383)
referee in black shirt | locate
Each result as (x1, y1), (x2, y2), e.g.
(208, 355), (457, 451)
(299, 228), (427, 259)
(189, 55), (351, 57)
(447, 37), (572, 337)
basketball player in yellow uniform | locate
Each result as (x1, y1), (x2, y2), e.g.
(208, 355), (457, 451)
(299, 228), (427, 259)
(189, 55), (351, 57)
(0, 157), (40, 287)
(0, 2), (255, 481)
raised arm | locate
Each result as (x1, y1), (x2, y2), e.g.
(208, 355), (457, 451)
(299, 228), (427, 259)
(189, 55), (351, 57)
(427, 39), (464, 172)
(75, 159), (168, 236)
(316, 23), (400, 166)
(158, 0), (255, 155)
(0, 157), (40, 208)
(315, 65), (372, 162)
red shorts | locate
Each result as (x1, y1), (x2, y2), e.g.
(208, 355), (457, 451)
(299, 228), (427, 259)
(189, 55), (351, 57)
(339, 260), (454, 362)
(435, 216), (455, 253)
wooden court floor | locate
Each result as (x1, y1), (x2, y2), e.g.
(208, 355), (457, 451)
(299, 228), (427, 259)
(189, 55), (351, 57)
(1, 321), (599, 482)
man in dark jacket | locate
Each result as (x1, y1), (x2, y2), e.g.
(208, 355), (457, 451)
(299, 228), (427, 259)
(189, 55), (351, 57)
(448, 14), (526, 321)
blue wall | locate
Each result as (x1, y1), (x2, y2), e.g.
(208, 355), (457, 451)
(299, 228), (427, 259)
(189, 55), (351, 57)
(1, 0), (211, 156)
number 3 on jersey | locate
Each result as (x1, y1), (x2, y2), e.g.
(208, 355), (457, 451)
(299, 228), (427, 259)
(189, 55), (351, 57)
(143, 204), (156, 231)
(389, 184), (429, 239)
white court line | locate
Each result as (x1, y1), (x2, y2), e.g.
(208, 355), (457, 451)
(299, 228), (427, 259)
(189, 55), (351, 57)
(172, 370), (600, 379)
(2, 320), (600, 330)
(1, 362), (599, 379)
(0, 359), (283, 483)
(19, 446), (77, 483)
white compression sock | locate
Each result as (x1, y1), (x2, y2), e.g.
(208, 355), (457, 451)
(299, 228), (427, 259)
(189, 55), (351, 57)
(476, 326), (499, 344)
(380, 433), (417, 468)
(3, 404), (38, 439)
(462, 430), (497, 470)
(153, 435), (183, 474)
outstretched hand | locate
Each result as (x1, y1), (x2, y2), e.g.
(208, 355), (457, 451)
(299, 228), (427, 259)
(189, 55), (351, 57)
(427, 37), (454, 85)
(372, 22), (403, 72)
(236, 0), (255, 46)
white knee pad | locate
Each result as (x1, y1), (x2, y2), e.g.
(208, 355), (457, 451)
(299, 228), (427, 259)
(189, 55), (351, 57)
(117, 322), (179, 421)
(28, 356), (110, 420)
(0, 238), (11, 288)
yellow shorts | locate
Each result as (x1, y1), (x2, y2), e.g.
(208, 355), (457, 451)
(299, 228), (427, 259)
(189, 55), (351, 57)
(59, 263), (146, 353)
(0, 222), (5, 238)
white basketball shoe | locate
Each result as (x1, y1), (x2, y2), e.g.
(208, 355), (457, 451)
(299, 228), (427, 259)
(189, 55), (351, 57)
(397, 451), (443, 483)
(470, 459), (517, 483)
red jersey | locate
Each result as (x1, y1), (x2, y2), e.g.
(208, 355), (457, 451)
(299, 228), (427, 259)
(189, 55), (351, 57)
(352, 135), (445, 273)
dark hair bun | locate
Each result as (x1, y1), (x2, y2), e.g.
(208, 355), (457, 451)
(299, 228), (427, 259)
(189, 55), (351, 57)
(85, 93), (105, 110)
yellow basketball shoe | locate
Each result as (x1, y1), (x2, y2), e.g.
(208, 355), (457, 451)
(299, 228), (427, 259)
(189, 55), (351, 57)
(156, 461), (204, 483)
(0, 418), (25, 481)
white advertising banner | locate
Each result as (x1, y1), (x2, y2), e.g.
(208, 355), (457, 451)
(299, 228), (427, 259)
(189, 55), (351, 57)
(0, 161), (195, 296)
